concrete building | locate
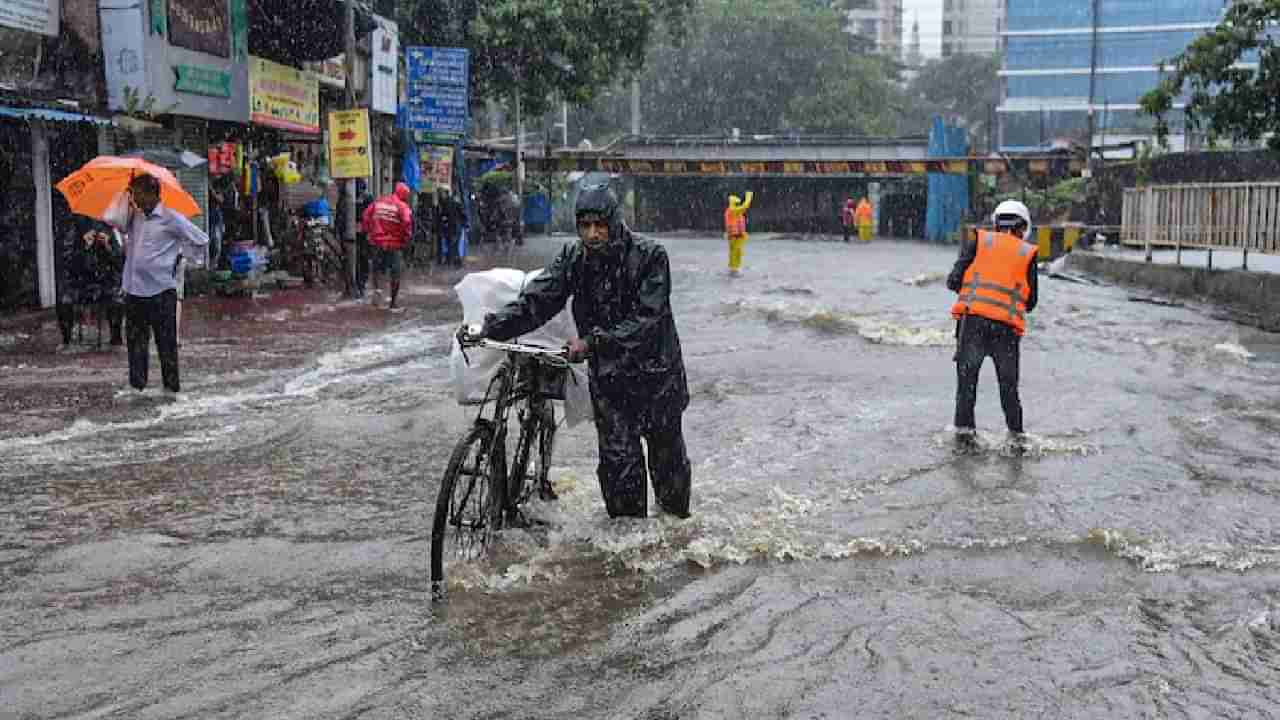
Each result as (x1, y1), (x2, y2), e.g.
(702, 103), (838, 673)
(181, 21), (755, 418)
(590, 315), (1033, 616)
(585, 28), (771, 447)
(942, 0), (1003, 56)
(842, 0), (905, 60)
(998, 0), (1229, 152)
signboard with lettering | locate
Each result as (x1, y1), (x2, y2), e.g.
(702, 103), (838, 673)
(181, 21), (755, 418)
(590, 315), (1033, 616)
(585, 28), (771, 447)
(405, 46), (469, 136)
(328, 109), (372, 179)
(370, 15), (398, 115)
(249, 55), (319, 134)
(0, 0), (60, 36)
(174, 64), (231, 97)
(167, 0), (229, 57)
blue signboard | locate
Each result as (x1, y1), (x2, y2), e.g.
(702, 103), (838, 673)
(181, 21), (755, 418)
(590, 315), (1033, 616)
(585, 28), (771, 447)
(405, 46), (470, 136)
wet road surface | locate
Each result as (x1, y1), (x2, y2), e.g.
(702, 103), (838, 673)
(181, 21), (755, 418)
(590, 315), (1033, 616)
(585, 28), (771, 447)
(3, 234), (1279, 718)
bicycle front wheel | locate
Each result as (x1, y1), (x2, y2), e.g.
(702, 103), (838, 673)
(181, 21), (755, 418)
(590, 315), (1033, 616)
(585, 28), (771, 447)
(431, 421), (504, 599)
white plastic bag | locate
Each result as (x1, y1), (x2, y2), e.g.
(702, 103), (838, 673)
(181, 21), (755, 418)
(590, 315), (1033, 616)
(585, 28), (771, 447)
(450, 268), (594, 427)
(102, 191), (133, 230)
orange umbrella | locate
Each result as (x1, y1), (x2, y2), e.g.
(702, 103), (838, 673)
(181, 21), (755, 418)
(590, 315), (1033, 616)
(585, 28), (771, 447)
(55, 155), (202, 224)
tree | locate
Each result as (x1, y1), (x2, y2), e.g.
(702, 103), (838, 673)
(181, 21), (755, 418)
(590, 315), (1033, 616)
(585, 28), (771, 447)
(904, 53), (1000, 141)
(1140, 0), (1280, 151)
(573, 0), (906, 138)
(399, 0), (695, 120)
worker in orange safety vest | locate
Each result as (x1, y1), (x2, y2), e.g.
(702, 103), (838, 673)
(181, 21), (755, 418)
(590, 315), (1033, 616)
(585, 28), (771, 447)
(724, 191), (753, 276)
(947, 199), (1039, 446)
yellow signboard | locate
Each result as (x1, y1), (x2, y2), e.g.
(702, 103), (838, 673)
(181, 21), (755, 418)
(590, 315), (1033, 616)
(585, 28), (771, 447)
(249, 56), (319, 134)
(328, 109), (372, 179)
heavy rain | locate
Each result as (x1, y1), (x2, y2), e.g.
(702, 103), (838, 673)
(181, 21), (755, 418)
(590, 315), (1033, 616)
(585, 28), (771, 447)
(3, 1), (1280, 718)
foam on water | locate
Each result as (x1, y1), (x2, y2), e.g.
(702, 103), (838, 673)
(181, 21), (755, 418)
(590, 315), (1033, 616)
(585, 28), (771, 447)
(721, 298), (952, 347)
(1087, 528), (1280, 573)
(0, 324), (454, 473)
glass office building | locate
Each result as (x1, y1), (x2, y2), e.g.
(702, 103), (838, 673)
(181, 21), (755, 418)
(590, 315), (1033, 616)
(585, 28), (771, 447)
(998, 0), (1229, 151)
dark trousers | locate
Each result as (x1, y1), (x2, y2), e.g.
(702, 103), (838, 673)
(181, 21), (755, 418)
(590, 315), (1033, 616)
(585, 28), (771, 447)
(592, 393), (692, 518)
(125, 290), (180, 392)
(842, 224), (852, 243)
(57, 292), (123, 345)
(954, 314), (1023, 433)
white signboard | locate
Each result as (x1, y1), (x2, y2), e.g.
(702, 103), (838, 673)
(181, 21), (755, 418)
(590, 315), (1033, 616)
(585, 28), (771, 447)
(370, 15), (398, 115)
(0, 0), (60, 36)
(99, 0), (146, 111)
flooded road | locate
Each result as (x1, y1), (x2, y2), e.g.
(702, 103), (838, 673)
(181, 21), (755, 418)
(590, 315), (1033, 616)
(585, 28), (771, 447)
(3, 234), (1279, 718)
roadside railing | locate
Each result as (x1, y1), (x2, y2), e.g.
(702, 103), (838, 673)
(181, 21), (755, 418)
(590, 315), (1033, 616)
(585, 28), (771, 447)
(1122, 183), (1280, 269)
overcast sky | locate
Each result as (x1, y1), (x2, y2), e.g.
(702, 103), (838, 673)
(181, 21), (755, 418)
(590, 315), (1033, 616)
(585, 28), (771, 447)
(902, 0), (943, 58)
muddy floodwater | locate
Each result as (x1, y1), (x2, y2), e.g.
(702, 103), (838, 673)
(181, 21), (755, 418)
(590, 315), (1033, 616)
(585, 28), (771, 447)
(3, 234), (1279, 718)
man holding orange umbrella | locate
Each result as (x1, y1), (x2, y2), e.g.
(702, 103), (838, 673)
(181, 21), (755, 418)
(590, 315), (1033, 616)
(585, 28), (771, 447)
(118, 173), (208, 395)
(57, 157), (207, 395)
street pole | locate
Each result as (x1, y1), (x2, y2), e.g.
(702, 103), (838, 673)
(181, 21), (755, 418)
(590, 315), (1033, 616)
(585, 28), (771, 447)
(344, 0), (358, 296)
(515, 89), (524, 238)
(630, 77), (640, 135)
(1085, 0), (1100, 222)
(561, 100), (568, 147)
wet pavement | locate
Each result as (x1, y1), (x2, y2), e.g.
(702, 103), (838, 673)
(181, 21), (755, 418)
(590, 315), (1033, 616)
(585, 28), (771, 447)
(2, 234), (1279, 718)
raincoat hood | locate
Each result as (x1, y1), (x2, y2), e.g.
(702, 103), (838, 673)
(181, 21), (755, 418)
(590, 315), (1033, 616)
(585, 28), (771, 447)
(576, 184), (626, 256)
(728, 195), (745, 212)
(394, 183), (412, 202)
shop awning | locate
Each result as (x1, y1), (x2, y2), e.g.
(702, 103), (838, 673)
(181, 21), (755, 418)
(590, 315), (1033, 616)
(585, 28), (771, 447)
(248, 0), (377, 65)
(0, 105), (114, 126)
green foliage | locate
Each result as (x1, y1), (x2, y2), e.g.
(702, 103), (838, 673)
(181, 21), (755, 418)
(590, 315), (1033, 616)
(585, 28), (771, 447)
(399, 0), (695, 119)
(121, 85), (178, 120)
(477, 169), (514, 191)
(1140, 0), (1280, 152)
(996, 177), (1086, 220)
(572, 0), (907, 138)
(904, 53), (1000, 139)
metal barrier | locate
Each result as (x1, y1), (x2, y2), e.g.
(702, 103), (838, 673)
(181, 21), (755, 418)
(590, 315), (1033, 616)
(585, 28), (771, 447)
(962, 224), (1086, 261)
(1122, 183), (1280, 267)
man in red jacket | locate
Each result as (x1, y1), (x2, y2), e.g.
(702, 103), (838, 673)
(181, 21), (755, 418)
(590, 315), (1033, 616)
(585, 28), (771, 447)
(361, 182), (413, 309)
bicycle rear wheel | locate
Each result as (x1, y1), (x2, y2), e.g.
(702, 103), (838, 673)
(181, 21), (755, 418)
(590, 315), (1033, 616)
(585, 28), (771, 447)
(431, 421), (505, 599)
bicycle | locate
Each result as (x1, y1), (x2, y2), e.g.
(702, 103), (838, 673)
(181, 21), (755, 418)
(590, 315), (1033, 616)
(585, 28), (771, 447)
(430, 332), (579, 600)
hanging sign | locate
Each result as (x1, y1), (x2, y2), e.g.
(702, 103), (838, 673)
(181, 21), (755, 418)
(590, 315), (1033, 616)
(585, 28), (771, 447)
(370, 15), (399, 115)
(249, 55), (320, 134)
(329, 109), (372, 179)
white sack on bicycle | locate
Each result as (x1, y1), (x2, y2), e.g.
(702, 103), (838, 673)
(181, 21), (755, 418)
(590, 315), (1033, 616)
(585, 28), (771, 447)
(451, 268), (594, 426)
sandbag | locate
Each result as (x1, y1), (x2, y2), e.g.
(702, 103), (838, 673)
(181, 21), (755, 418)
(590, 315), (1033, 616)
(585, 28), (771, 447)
(450, 268), (593, 427)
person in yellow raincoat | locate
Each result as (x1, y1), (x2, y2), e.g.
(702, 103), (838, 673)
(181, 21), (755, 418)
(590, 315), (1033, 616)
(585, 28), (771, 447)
(855, 197), (874, 242)
(724, 191), (753, 275)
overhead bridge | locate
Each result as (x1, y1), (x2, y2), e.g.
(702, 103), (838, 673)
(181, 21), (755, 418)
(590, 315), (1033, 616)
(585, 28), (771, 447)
(518, 135), (1072, 177)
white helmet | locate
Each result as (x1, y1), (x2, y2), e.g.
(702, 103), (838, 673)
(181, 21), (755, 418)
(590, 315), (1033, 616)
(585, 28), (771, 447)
(992, 199), (1032, 236)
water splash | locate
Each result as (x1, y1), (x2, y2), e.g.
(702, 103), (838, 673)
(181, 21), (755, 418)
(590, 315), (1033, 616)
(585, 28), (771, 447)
(721, 299), (952, 346)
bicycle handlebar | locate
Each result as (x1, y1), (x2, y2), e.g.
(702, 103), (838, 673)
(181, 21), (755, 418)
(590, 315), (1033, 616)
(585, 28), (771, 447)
(457, 336), (584, 368)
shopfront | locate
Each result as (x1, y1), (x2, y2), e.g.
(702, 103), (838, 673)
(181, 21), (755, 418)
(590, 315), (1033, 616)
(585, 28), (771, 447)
(1, 0), (113, 310)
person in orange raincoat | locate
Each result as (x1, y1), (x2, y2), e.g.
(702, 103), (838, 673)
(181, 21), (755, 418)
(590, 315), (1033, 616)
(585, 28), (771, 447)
(855, 197), (874, 242)
(724, 191), (753, 275)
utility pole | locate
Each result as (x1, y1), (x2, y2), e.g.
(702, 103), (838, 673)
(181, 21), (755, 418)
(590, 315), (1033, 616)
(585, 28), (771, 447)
(343, 0), (358, 296)
(630, 77), (640, 135)
(515, 89), (523, 237)
(1084, 0), (1100, 221)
